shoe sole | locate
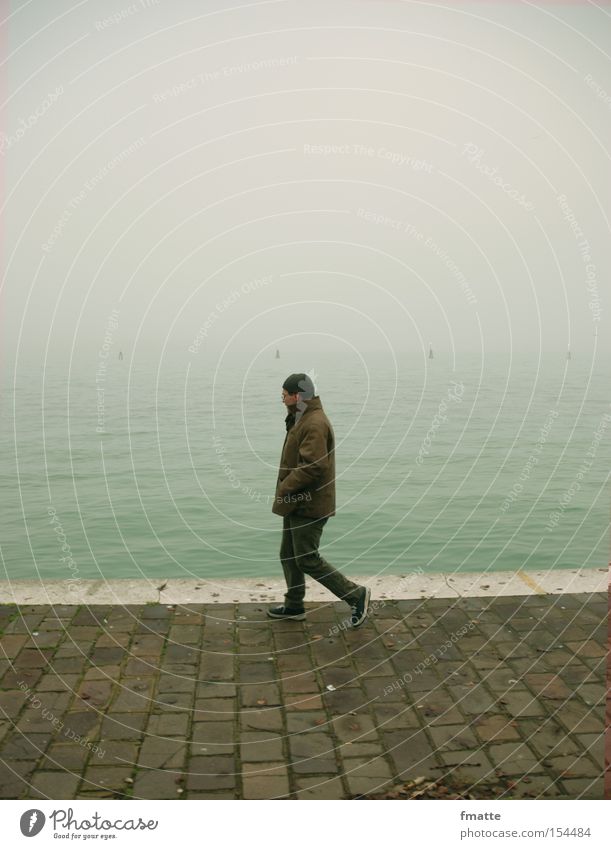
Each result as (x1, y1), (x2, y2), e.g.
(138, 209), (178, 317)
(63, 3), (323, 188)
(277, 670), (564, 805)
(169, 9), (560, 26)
(351, 586), (371, 628)
(266, 610), (306, 620)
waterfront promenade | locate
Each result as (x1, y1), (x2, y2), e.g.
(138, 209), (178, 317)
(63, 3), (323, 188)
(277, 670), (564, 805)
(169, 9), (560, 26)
(0, 569), (606, 800)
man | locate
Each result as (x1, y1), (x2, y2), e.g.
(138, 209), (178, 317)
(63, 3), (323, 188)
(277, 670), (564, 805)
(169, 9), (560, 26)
(268, 372), (371, 627)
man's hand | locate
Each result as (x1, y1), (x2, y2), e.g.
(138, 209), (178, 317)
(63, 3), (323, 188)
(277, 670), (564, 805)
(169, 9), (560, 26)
(277, 425), (329, 495)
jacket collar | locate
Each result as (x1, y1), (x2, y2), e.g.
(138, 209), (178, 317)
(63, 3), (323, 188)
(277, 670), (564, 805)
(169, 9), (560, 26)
(285, 396), (322, 429)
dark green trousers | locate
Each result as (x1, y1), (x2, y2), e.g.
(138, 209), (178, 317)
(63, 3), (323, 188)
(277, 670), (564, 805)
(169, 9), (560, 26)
(280, 514), (361, 608)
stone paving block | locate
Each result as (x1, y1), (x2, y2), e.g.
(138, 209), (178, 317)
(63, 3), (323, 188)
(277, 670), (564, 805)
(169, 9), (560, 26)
(556, 702), (604, 735)
(305, 603), (343, 622)
(237, 628), (271, 647)
(95, 741), (138, 766)
(137, 738), (187, 769)
(76, 680), (113, 709)
(560, 776), (604, 799)
(187, 791), (238, 799)
(81, 664), (121, 681)
(15, 711), (60, 734)
(0, 759), (38, 798)
(344, 642), (389, 663)
(289, 731), (335, 759)
(373, 703), (422, 729)
(295, 775), (346, 799)
(0, 690), (27, 718)
(516, 717), (582, 758)
(89, 647), (125, 665)
(472, 714), (521, 742)
(447, 685), (498, 715)
(153, 693), (193, 712)
(352, 659), (396, 678)
(332, 714), (380, 743)
(576, 733), (604, 765)
(191, 721), (235, 748)
(196, 681), (237, 699)
(276, 654), (312, 673)
(240, 731), (284, 761)
(242, 768), (290, 799)
(323, 687), (369, 714)
(190, 740), (235, 757)
(524, 673), (572, 701)
(40, 742), (90, 771)
(99, 713), (148, 739)
(167, 625), (200, 643)
(81, 766), (133, 793)
(344, 756), (394, 797)
(362, 677), (407, 701)
(141, 604), (172, 620)
(145, 713), (189, 737)
(572, 682), (604, 705)
(61, 710), (104, 739)
(111, 679), (154, 711)
(133, 771), (183, 798)
(470, 649), (505, 670)
(290, 755), (340, 775)
(199, 654), (235, 680)
(156, 674), (197, 694)
(280, 671), (320, 693)
(93, 632), (131, 649)
(487, 741), (542, 774)
(498, 690), (546, 717)
(130, 636), (164, 657)
(186, 755), (237, 791)
(29, 771), (81, 799)
(502, 775), (567, 799)
(286, 712), (330, 733)
(0, 720), (12, 745)
(312, 640), (355, 665)
(383, 728), (442, 779)
(240, 683), (281, 708)
(282, 693), (324, 712)
(274, 631), (308, 652)
(564, 640), (606, 658)
(428, 724), (481, 752)
(124, 658), (158, 677)
(13, 649), (54, 668)
(192, 698), (236, 721)
(35, 673), (80, 692)
(544, 753), (602, 779)
(57, 642), (97, 659)
(237, 661), (275, 683)
(339, 742), (386, 758)
(0, 732), (52, 761)
(438, 748), (498, 784)
(558, 663), (604, 698)
(240, 707), (283, 732)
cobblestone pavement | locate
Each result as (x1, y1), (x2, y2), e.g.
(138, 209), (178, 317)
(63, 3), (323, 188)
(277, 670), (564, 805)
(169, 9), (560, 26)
(0, 593), (606, 800)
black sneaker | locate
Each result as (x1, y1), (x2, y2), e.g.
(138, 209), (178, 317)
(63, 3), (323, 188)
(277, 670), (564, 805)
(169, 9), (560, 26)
(267, 604), (306, 621)
(350, 586), (371, 628)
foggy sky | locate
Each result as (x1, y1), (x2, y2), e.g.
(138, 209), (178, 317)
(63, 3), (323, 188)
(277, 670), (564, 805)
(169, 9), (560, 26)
(2, 0), (610, 368)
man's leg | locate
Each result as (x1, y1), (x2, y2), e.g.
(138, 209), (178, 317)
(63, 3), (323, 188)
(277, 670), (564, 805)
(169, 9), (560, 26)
(290, 514), (361, 605)
(280, 514), (306, 609)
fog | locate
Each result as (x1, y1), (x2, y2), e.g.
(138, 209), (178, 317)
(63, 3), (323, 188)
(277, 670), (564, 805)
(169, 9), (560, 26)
(2, 0), (610, 370)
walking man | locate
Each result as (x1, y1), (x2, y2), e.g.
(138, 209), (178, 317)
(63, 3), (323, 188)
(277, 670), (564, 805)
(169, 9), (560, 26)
(268, 372), (371, 627)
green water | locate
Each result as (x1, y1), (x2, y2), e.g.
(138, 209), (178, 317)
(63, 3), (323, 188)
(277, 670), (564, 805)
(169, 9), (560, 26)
(1, 351), (609, 582)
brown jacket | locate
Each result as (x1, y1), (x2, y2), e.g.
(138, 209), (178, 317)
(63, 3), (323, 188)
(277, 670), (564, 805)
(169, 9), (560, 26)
(272, 396), (336, 519)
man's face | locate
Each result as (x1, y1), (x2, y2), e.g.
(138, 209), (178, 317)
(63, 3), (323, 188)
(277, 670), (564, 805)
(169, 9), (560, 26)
(281, 388), (299, 408)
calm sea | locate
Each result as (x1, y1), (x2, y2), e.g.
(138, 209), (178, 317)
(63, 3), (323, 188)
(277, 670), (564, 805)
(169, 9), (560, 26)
(1, 351), (609, 582)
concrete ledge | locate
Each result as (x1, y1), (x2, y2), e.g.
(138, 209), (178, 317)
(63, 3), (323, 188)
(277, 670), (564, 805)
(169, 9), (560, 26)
(0, 567), (606, 604)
